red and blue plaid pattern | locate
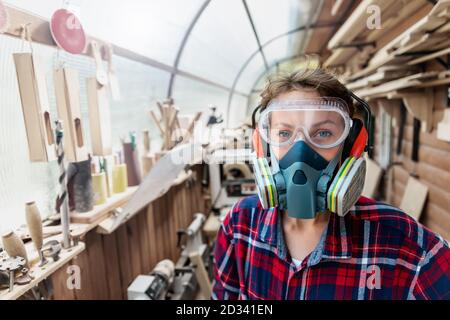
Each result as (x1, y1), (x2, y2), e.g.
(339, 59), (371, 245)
(212, 195), (450, 300)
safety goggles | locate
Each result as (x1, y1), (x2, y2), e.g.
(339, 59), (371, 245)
(258, 97), (353, 149)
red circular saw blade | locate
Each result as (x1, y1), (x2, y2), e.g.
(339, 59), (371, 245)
(50, 8), (86, 54)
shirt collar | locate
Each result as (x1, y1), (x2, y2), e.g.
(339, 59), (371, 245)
(256, 206), (353, 262)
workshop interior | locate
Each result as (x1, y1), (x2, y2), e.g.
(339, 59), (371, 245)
(0, 0), (449, 300)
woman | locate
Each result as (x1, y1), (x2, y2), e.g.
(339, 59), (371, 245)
(212, 68), (449, 300)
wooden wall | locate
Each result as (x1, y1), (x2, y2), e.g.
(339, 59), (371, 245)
(48, 165), (207, 300)
(371, 80), (450, 241)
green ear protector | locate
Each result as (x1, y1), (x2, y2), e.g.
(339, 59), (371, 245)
(251, 91), (373, 217)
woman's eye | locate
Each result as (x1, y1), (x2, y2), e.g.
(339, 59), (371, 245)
(278, 130), (292, 138)
(316, 130), (332, 138)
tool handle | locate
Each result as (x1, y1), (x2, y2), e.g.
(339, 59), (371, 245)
(2, 230), (28, 267)
(25, 201), (43, 250)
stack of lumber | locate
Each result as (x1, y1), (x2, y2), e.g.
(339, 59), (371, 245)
(324, 0), (429, 68)
(354, 70), (450, 99)
(345, 0), (450, 82)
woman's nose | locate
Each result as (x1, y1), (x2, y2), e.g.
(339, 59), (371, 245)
(292, 130), (306, 143)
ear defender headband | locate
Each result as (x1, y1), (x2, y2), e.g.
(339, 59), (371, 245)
(251, 91), (373, 216)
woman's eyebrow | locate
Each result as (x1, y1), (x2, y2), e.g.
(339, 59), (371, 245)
(271, 122), (295, 128)
(310, 119), (338, 127)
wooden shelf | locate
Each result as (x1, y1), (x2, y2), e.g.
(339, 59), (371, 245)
(0, 242), (85, 300)
(97, 168), (196, 235)
(70, 186), (138, 224)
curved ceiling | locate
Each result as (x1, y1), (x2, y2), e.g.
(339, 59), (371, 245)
(4, 0), (349, 121)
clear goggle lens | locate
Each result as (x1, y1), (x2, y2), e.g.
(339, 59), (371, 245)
(258, 99), (352, 149)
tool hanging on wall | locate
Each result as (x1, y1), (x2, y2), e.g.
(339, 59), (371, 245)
(87, 42), (113, 157)
(25, 202), (48, 266)
(55, 120), (72, 249)
(50, 8), (86, 55)
(103, 43), (121, 101)
(13, 24), (56, 162)
(90, 40), (108, 85)
(54, 67), (88, 162)
(0, 0), (10, 34)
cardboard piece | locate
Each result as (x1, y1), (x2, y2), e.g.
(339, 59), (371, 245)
(400, 176), (429, 221)
(437, 109), (450, 142)
(362, 158), (383, 198)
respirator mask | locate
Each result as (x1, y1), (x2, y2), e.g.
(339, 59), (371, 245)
(251, 94), (372, 219)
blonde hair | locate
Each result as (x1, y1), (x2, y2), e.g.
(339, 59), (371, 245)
(259, 68), (355, 117)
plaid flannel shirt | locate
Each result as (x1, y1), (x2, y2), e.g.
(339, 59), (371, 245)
(212, 195), (450, 300)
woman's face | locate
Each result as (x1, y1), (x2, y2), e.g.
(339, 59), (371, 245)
(269, 90), (344, 162)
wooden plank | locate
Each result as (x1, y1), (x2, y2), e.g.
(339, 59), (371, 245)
(393, 123), (450, 153)
(85, 232), (109, 299)
(101, 232), (123, 300)
(126, 216), (143, 281)
(408, 46), (450, 65)
(437, 109), (450, 141)
(189, 251), (212, 299)
(172, 185), (183, 261)
(160, 197), (171, 261)
(145, 204), (159, 269)
(115, 224), (133, 297)
(71, 248), (94, 300)
(400, 140), (450, 172)
(137, 209), (151, 273)
(180, 182), (190, 230)
(152, 198), (164, 263)
(165, 189), (176, 262)
(331, 0), (346, 16)
(49, 262), (76, 300)
(422, 218), (450, 241)
(400, 176), (429, 221)
(355, 72), (438, 98)
(419, 179), (450, 211)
